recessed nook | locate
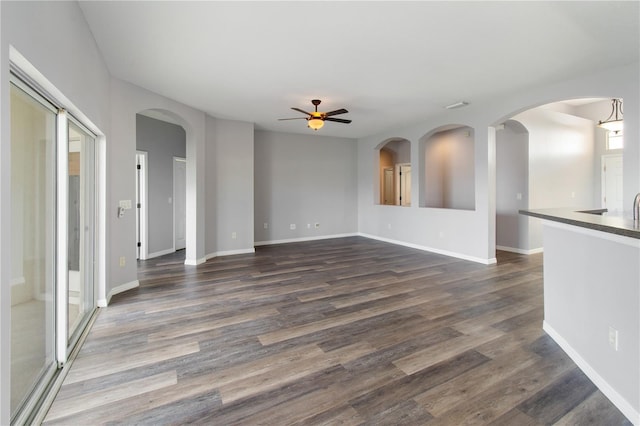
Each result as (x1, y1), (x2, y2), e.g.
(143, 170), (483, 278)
(420, 125), (475, 210)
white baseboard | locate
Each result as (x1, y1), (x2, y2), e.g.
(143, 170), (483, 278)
(206, 248), (255, 260)
(184, 257), (206, 266)
(543, 321), (639, 425)
(496, 245), (544, 255)
(359, 233), (496, 265)
(99, 279), (139, 306)
(254, 233), (358, 247)
(147, 248), (176, 259)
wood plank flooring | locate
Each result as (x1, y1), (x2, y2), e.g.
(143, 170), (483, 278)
(43, 237), (631, 425)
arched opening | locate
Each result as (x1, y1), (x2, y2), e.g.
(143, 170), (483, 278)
(494, 97), (622, 255)
(375, 138), (411, 206)
(135, 108), (190, 262)
(420, 125), (475, 210)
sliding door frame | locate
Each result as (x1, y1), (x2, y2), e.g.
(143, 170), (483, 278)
(9, 66), (101, 425)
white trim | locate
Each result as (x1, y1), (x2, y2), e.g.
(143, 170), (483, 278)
(10, 276), (25, 287)
(98, 280), (140, 307)
(359, 233), (497, 265)
(147, 248), (176, 259)
(56, 109), (69, 365)
(135, 151), (148, 260)
(172, 156), (186, 252)
(543, 321), (640, 425)
(184, 257), (207, 266)
(542, 219), (640, 248)
(254, 233), (358, 247)
(206, 248), (255, 260)
(496, 245), (544, 255)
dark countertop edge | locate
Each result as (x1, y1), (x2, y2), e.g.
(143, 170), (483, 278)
(519, 208), (640, 240)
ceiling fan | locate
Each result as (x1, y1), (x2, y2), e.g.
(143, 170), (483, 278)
(279, 99), (351, 130)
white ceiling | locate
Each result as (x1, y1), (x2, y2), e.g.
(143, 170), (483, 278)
(79, 1), (639, 139)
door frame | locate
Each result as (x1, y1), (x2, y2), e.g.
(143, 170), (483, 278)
(395, 163), (411, 206)
(136, 151), (148, 260)
(173, 157), (187, 251)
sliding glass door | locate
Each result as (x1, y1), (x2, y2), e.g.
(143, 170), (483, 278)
(9, 77), (58, 419)
(10, 74), (97, 423)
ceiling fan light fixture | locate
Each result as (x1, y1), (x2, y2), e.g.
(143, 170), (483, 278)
(308, 117), (324, 130)
(598, 98), (623, 133)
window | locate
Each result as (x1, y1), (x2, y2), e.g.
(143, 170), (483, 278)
(607, 131), (623, 150)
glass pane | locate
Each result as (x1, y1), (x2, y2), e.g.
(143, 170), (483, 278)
(67, 121), (95, 344)
(10, 82), (57, 416)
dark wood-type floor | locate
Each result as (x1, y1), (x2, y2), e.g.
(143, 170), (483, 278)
(44, 237), (631, 425)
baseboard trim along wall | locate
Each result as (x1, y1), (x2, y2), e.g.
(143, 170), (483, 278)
(98, 279), (139, 307)
(184, 257), (206, 266)
(496, 245), (544, 255)
(543, 321), (639, 425)
(147, 248), (176, 259)
(254, 233), (358, 247)
(359, 233), (497, 265)
(206, 248), (256, 260)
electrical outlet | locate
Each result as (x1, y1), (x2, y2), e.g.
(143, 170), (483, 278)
(290, 224), (296, 230)
(516, 193), (522, 200)
(609, 326), (619, 351)
(119, 256), (125, 267)
(307, 223), (311, 229)
(232, 232), (237, 239)
(387, 223), (391, 229)
(264, 223), (268, 229)
(314, 223), (320, 228)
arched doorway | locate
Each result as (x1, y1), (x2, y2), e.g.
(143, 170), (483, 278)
(493, 98), (621, 257)
(135, 108), (191, 263)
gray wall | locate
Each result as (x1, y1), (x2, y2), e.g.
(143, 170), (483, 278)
(209, 118), (254, 256)
(136, 114), (186, 256)
(496, 120), (529, 251)
(254, 130), (358, 243)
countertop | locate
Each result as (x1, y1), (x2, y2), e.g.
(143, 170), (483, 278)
(519, 208), (640, 240)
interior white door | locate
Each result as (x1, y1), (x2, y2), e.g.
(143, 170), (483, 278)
(173, 157), (187, 250)
(399, 164), (411, 206)
(602, 154), (623, 212)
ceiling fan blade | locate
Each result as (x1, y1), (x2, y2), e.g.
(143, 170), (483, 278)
(325, 117), (352, 124)
(324, 108), (349, 117)
(278, 117), (308, 121)
(291, 107), (312, 116)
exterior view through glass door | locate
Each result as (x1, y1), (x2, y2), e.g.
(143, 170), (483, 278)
(10, 73), (97, 423)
